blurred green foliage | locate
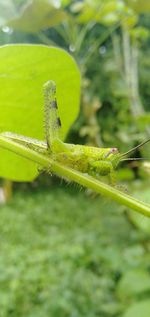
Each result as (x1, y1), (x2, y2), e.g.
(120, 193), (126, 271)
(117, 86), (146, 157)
(0, 185), (150, 317)
(0, 2), (150, 315)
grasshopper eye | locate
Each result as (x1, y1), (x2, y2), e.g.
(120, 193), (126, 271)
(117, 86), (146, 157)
(105, 148), (118, 158)
(111, 148), (118, 153)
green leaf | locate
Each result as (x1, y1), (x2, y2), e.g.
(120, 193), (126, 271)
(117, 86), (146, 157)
(76, 1), (115, 25)
(117, 269), (150, 301)
(122, 300), (150, 317)
(7, 0), (67, 32)
(0, 44), (80, 181)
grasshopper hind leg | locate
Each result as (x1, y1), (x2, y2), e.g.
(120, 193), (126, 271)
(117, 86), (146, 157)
(43, 80), (62, 152)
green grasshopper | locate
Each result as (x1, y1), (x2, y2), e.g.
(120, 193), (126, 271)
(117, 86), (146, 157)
(2, 81), (150, 184)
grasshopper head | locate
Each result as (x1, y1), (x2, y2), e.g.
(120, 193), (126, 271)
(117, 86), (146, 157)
(105, 148), (122, 169)
(105, 138), (150, 169)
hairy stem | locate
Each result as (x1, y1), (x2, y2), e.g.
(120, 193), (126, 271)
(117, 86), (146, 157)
(0, 135), (150, 217)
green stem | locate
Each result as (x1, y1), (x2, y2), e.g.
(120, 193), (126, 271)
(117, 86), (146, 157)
(0, 135), (150, 217)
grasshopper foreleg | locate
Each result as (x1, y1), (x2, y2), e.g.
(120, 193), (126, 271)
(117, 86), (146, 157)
(89, 160), (116, 185)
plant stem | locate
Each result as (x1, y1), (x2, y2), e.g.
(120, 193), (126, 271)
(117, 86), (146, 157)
(0, 135), (150, 217)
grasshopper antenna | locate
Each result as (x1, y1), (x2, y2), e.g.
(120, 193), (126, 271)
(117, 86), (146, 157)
(121, 138), (150, 158)
(121, 157), (147, 162)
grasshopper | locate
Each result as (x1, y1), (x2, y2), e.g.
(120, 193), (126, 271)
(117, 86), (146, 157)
(2, 81), (150, 184)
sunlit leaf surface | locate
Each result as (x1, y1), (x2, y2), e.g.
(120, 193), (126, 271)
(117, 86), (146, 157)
(0, 44), (80, 181)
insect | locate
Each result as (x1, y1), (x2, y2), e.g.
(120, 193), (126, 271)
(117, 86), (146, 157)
(2, 80), (150, 184)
